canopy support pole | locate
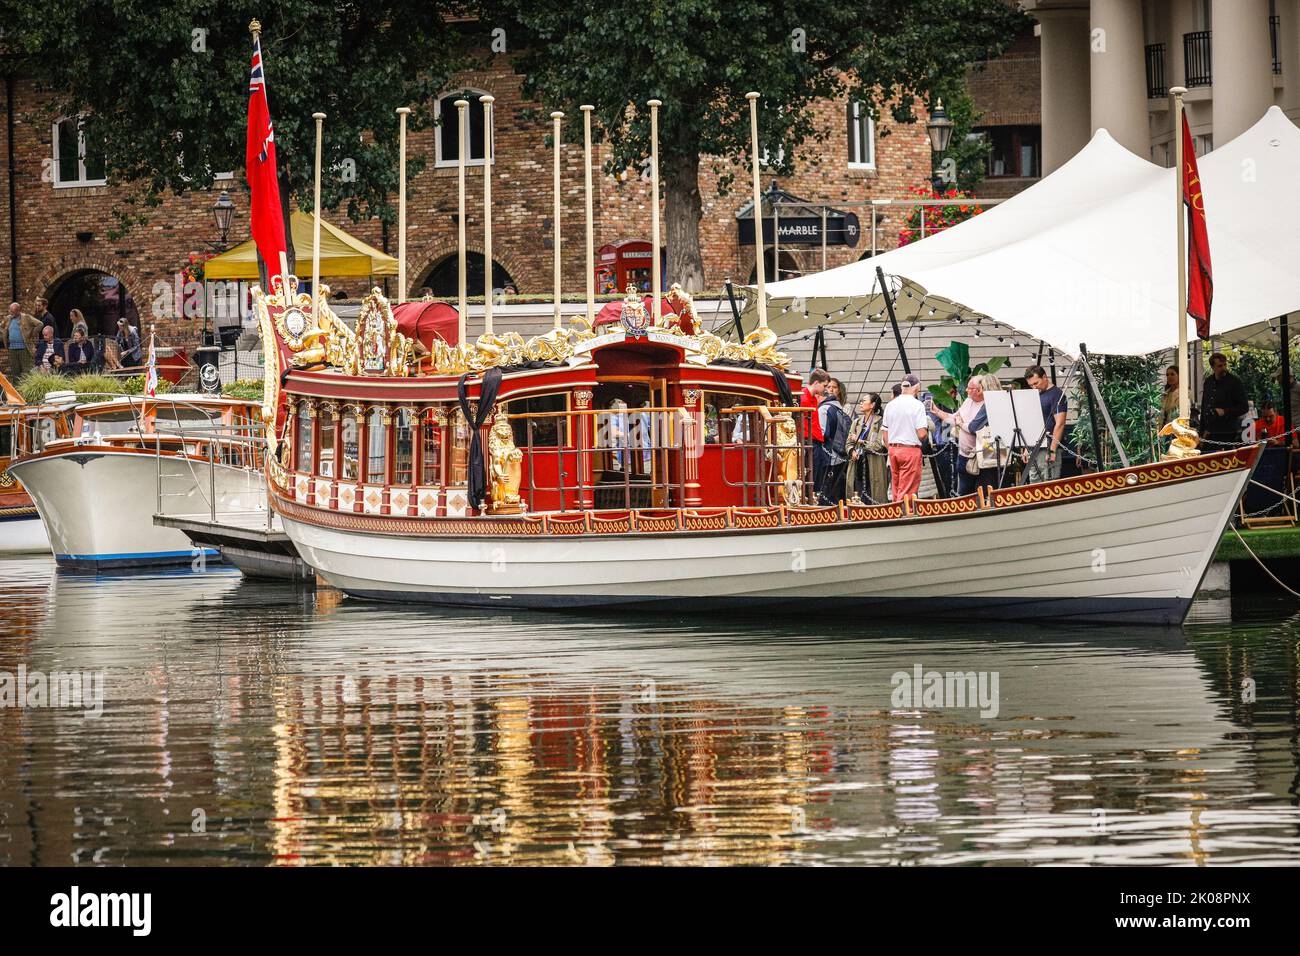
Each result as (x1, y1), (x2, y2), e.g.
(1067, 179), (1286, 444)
(455, 98), (468, 345)
(1080, 343), (1129, 468)
(878, 266), (908, 372)
(481, 94), (495, 336)
(396, 107), (410, 303)
(746, 92), (767, 330)
(311, 112), (325, 314)
(551, 110), (564, 331)
(581, 105), (595, 330)
(648, 98), (662, 321)
(723, 277), (745, 340)
(1172, 86), (1190, 421)
(1282, 313), (1293, 440)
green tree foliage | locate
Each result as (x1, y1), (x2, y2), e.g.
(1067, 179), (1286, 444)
(494, 0), (1027, 290)
(0, 1), (468, 254)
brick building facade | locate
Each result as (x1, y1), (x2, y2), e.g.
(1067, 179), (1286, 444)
(0, 61), (933, 351)
(966, 23), (1044, 199)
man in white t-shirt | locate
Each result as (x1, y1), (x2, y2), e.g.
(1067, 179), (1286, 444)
(881, 373), (930, 500)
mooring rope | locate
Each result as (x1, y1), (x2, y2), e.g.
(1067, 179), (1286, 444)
(1229, 524), (1300, 600)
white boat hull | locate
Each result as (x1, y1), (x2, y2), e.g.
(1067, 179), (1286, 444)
(11, 449), (265, 571)
(0, 511), (51, 554)
(278, 450), (1256, 626)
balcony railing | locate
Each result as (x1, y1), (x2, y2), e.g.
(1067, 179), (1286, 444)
(1271, 14), (1282, 74)
(1145, 42), (1167, 98)
(1184, 30), (1212, 87)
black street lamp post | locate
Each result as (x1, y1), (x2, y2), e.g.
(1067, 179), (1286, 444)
(927, 99), (954, 195)
(202, 190), (238, 347)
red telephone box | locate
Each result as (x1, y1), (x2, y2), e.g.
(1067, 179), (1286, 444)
(596, 239), (662, 294)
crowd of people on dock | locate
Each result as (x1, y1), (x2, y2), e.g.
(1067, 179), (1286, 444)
(5, 300), (143, 381)
(798, 364), (1069, 505)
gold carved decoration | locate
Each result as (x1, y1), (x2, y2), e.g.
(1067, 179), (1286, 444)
(760, 405), (802, 505)
(1159, 416), (1201, 461)
(486, 409), (524, 514)
(354, 288), (420, 377)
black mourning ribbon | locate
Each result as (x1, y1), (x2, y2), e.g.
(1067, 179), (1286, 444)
(458, 366), (503, 512)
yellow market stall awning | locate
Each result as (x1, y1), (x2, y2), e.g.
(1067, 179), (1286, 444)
(205, 211), (398, 280)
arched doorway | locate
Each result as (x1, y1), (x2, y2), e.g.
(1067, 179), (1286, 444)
(419, 252), (515, 298)
(47, 270), (140, 338)
(747, 251), (801, 284)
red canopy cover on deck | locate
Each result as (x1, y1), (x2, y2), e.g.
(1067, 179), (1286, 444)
(392, 301), (461, 350)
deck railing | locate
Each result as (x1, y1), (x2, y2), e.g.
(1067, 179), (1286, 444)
(505, 404), (818, 512)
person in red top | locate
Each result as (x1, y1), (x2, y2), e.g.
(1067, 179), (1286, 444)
(802, 369), (830, 497)
(1254, 400), (1287, 446)
(801, 368), (828, 442)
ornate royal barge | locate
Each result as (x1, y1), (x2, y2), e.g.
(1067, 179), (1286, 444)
(255, 91), (1255, 626)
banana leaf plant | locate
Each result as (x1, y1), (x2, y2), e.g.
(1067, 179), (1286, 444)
(929, 340), (1008, 410)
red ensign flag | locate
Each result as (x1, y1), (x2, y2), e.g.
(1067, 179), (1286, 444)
(245, 33), (288, 289)
(1181, 113), (1213, 339)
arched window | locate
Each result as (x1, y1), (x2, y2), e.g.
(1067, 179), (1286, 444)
(52, 115), (106, 187)
(435, 91), (493, 167)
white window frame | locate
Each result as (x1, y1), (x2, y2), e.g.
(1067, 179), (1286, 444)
(848, 101), (876, 170)
(434, 90), (495, 168)
(51, 115), (106, 188)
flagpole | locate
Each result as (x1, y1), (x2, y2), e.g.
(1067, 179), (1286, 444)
(648, 99), (662, 325)
(481, 94), (495, 337)
(581, 105), (595, 329)
(396, 106), (410, 304)
(551, 110), (564, 331)
(1172, 85), (1189, 421)
(747, 91), (768, 330)
(311, 112), (325, 316)
(455, 98), (468, 346)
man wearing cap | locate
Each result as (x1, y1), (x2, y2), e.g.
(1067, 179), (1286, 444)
(882, 373), (930, 500)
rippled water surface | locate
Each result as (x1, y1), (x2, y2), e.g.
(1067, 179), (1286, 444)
(1, 555), (1298, 866)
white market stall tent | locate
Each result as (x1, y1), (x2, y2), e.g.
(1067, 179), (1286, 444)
(743, 107), (1300, 359)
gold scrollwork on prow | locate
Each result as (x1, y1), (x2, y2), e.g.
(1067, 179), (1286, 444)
(486, 408), (524, 515)
(1159, 416), (1201, 461)
(0, 470), (16, 488)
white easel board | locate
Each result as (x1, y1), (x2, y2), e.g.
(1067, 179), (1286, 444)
(983, 389), (1047, 449)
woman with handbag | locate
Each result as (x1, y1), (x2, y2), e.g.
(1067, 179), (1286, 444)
(845, 393), (889, 503)
(930, 373), (1003, 496)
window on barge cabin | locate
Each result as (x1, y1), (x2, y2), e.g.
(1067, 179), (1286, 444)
(296, 410), (313, 473)
(508, 393), (568, 448)
(366, 407), (387, 483)
(420, 409), (443, 485)
(703, 393), (759, 444)
(339, 410), (360, 481)
(393, 409), (415, 485)
(318, 410), (336, 477)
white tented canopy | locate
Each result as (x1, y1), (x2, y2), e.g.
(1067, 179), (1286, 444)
(745, 106), (1300, 358)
